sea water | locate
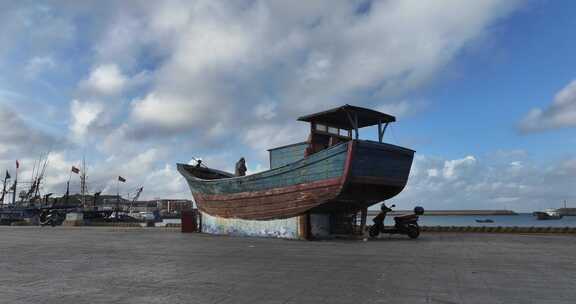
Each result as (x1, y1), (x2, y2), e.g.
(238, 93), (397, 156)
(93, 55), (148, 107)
(376, 213), (576, 227)
(163, 214), (576, 227)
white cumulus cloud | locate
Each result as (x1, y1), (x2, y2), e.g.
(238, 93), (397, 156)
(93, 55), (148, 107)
(519, 79), (576, 132)
(442, 156), (477, 179)
(116, 0), (524, 142)
(81, 64), (128, 96)
(393, 153), (576, 212)
(69, 100), (104, 142)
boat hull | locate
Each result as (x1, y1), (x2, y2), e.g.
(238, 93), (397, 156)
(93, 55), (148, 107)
(534, 212), (563, 220)
(178, 140), (414, 220)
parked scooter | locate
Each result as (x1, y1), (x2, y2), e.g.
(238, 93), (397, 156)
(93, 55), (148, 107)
(369, 203), (424, 239)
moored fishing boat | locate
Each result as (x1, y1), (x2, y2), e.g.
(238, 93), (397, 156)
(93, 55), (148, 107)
(178, 105), (415, 222)
(534, 209), (563, 220)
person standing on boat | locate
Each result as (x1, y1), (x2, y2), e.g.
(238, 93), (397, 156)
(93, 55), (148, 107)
(235, 157), (247, 176)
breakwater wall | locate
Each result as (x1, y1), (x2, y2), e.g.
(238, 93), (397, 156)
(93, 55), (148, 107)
(421, 226), (576, 234)
(558, 208), (576, 216)
(368, 210), (517, 216)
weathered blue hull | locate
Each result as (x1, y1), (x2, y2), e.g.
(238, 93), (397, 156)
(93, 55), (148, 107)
(178, 140), (414, 220)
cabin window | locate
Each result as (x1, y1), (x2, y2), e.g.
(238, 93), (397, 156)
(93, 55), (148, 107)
(339, 129), (350, 137)
(315, 124), (327, 132)
(328, 127), (339, 135)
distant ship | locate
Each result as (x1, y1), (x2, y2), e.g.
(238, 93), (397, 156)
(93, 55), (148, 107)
(178, 105), (414, 220)
(533, 209), (563, 220)
(475, 219), (494, 223)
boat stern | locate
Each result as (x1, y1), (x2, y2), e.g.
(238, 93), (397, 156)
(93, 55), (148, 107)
(340, 140), (415, 204)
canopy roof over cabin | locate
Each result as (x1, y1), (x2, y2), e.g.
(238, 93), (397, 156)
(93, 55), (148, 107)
(297, 104), (395, 130)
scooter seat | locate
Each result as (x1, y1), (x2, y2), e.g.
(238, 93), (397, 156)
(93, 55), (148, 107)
(394, 214), (418, 222)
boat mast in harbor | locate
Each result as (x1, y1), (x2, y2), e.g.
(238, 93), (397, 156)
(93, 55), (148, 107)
(12, 160), (19, 205)
(80, 156), (87, 209)
(0, 170), (10, 207)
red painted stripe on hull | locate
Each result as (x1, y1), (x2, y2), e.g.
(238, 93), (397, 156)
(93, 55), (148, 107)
(195, 179), (343, 220)
(198, 184), (341, 213)
(198, 195), (335, 220)
(195, 177), (341, 202)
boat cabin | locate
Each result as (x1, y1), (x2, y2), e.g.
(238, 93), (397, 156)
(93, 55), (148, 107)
(268, 105), (396, 169)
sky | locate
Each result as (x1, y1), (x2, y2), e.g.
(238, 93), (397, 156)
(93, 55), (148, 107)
(0, 0), (575, 212)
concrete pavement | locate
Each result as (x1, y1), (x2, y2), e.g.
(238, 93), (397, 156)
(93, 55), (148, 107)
(0, 227), (574, 304)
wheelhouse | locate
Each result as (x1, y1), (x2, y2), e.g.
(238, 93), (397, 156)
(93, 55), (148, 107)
(298, 104), (396, 156)
(268, 105), (397, 169)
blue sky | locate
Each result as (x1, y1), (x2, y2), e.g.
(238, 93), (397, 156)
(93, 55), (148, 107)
(396, 0), (576, 158)
(0, 0), (575, 211)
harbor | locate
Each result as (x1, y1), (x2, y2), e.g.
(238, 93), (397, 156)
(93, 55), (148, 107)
(1, 227), (575, 304)
(2, 2), (576, 303)
(378, 213), (576, 228)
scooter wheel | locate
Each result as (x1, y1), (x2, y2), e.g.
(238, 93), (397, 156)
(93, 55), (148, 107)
(369, 225), (380, 237)
(408, 226), (420, 239)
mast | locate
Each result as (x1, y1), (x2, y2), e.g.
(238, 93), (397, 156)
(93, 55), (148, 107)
(34, 154), (49, 204)
(24, 154), (45, 203)
(1, 171), (9, 207)
(65, 180), (70, 205)
(0, 179), (4, 207)
(115, 176), (126, 219)
(12, 160), (19, 205)
(116, 178), (120, 220)
(23, 158), (37, 202)
(80, 156), (87, 209)
(130, 186), (143, 212)
(30, 158), (38, 196)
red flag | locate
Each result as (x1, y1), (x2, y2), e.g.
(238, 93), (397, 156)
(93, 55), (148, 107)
(15, 160), (19, 169)
(71, 166), (80, 174)
(118, 176), (126, 183)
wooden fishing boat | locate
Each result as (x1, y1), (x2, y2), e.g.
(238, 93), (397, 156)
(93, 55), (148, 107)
(533, 209), (563, 220)
(178, 105), (415, 221)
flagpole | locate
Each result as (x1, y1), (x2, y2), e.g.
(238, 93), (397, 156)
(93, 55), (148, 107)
(65, 180), (70, 205)
(1, 172), (8, 207)
(81, 156), (86, 209)
(0, 182), (2, 208)
(116, 178), (120, 220)
(12, 161), (18, 205)
(66, 168), (72, 206)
